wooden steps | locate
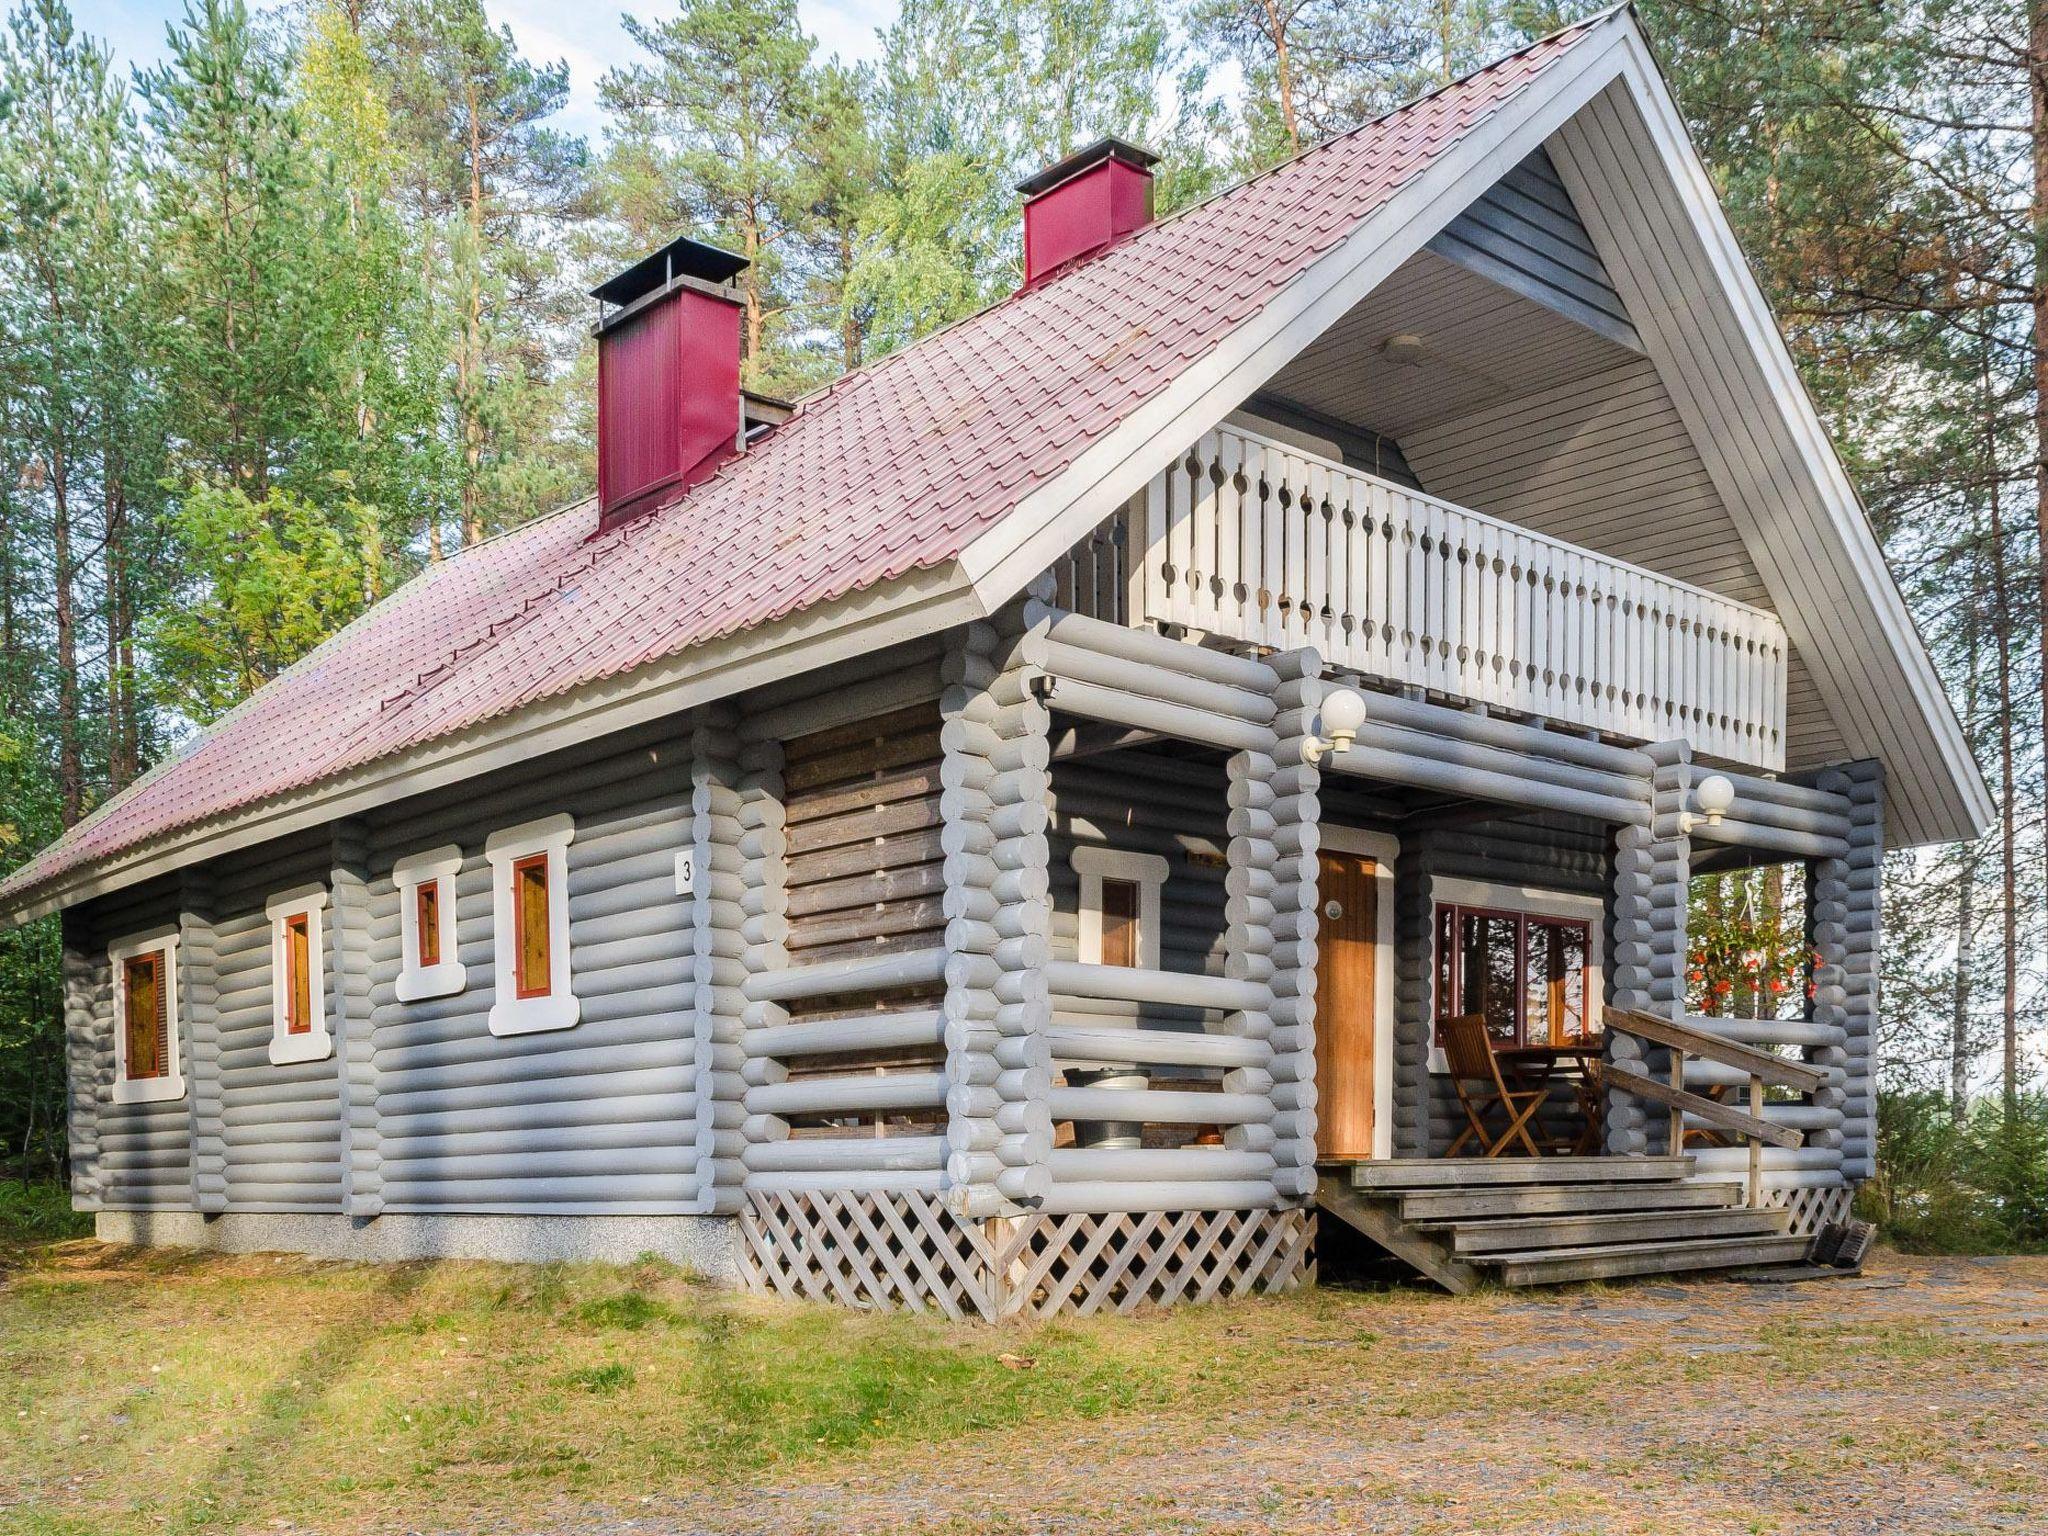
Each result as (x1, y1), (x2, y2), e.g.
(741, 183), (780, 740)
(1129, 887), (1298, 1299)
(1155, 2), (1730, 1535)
(1316, 1158), (1812, 1293)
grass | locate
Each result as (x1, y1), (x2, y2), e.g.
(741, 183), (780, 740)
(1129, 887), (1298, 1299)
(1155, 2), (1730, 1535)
(0, 1180), (93, 1247)
(1, 1218), (2044, 1536)
(0, 1238), (1255, 1535)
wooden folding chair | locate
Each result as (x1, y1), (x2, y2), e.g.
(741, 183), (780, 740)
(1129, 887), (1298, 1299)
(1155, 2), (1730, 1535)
(1441, 1012), (1548, 1158)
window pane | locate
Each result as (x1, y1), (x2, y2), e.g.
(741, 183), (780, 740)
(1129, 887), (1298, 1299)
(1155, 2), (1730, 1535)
(1458, 912), (1520, 1045)
(1099, 878), (1140, 968)
(514, 856), (551, 998)
(124, 954), (165, 1080)
(285, 915), (313, 1033)
(416, 881), (441, 968)
(1527, 918), (1589, 1044)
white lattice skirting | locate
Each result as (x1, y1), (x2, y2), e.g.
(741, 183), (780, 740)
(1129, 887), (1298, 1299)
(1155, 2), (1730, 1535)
(738, 1191), (1315, 1320)
(1762, 1183), (1855, 1237)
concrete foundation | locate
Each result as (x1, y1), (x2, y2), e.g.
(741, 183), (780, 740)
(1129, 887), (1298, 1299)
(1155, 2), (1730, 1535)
(93, 1208), (740, 1280)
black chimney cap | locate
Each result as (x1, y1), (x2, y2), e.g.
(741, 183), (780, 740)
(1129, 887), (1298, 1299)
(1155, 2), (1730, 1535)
(1015, 137), (1159, 198)
(591, 234), (748, 309)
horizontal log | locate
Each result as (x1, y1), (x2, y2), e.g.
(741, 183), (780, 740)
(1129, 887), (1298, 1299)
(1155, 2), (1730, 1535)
(1032, 602), (1278, 693)
(744, 946), (948, 1003)
(1048, 1086), (1270, 1125)
(1048, 1147), (1275, 1182)
(1046, 1024), (1270, 1070)
(741, 1136), (946, 1173)
(1045, 961), (1264, 1013)
(1041, 638), (1276, 725)
(744, 1010), (946, 1060)
(1329, 743), (1648, 826)
(1042, 677), (1270, 753)
(745, 1071), (948, 1117)
(1035, 1179), (1276, 1213)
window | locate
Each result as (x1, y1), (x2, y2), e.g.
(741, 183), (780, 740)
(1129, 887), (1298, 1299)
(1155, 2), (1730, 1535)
(1072, 847), (1169, 969)
(1431, 878), (1603, 1056)
(266, 886), (333, 1064)
(110, 930), (184, 1104)
(393, 845), (465, 1003)
(484, 814), (577, 1036)
(415, 884), (441, 968)
(512, 854), (551, 998)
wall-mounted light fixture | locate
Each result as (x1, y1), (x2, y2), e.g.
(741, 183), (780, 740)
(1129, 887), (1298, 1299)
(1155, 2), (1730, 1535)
(1302, 687), (1368, 764)
(1680, 773), (1736, 833)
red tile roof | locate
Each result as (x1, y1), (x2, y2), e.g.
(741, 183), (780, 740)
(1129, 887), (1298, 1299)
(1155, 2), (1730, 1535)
(2, 17), (1605, 915)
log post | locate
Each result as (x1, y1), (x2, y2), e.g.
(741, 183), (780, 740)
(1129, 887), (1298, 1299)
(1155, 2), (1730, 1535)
(61, 912), (102, 1211)
(328, 819), (380, 1219)
(1257, 648), (1322, 1201)
(1809, 758), (1881, 1185)
(940, 597), (1054, 1218)
(1607, 740), (1690, 1156)
(178, 864), (224, 1214)
(701, 704), (777, 1214)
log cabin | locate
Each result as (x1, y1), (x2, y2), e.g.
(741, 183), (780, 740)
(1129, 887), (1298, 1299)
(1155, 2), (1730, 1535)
(0, 9), (1992, 1316)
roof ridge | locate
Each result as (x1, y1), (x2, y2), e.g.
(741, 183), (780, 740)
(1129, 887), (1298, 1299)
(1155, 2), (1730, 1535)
(759, 6), (1626, 428)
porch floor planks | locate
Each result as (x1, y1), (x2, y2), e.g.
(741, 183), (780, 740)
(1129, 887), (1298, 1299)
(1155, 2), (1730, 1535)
(1341, 1156), (1692, 1189)
(1396, 1180), (1739, 1221)
(1491, 1233), (1813, 1287)
(1429, 1204), (1788, 1255)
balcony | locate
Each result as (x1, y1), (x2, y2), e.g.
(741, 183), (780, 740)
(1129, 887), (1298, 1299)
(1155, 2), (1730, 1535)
(1134, 423), (1788, 770)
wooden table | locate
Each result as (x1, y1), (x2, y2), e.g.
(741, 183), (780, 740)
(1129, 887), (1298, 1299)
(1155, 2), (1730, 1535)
(1494, 1044), (1604, 1154)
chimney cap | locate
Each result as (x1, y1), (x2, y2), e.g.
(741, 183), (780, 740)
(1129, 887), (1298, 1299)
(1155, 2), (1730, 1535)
(1016, 136), (1159, 199)
(591, 233), (748, 310)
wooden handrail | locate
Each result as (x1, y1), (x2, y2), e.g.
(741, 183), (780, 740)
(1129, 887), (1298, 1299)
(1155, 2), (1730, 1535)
(1602, 1006), (1821, 1209)
(1601, 1065), (1803, 1150)
(1603, 1007), (1827, 1094)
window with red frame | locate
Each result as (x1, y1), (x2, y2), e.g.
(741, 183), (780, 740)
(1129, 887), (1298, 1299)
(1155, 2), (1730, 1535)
(1434, 903), (1594, 1049)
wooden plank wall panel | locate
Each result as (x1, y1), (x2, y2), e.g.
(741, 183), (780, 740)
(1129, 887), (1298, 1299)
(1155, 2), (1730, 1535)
(783, 702), (947, 964)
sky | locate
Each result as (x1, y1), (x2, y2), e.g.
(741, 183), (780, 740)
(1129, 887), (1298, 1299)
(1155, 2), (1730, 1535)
(68, 0), (901, 140)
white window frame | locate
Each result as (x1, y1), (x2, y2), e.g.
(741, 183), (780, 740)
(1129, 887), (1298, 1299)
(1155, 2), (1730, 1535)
(1319, 826), (1399, 1161)
(485, 813), (578, 1037)
(1428, 874), (1605, 1074)
(266, 884), (333, 1065)
(393, 845), (466, 1003)
(1072, 846), (1169, 969)
(109, 927), (184, 1105)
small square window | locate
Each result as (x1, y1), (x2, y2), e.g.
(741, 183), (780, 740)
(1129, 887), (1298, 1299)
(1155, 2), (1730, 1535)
(266, 886), (333, 1065)
(109, 930), (184, 1104)
(393, 846), (465, 1003)
(484, 815), (577, 1036)
(1072, 847), (1169, 970)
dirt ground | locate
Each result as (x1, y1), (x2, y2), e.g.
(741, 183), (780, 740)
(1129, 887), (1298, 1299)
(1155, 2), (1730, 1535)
(6, 1244), (2046, 1535)
(508, 1255), (2048, 1536)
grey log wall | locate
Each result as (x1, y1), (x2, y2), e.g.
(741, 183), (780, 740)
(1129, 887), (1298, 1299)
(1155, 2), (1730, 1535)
(61, 594), (1884, 1234)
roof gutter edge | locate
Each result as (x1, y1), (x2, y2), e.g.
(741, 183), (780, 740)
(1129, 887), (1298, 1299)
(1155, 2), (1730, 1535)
(0, 566), (984, 931)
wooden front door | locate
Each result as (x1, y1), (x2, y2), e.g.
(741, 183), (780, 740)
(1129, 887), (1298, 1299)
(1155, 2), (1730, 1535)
(1314, 850), (1379, 1159)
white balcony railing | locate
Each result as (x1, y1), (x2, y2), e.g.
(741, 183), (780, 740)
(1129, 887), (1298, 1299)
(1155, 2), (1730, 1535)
(1138, 424), (1787, 769)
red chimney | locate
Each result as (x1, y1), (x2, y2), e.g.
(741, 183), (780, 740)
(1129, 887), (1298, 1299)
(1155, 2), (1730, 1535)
(591, 235), (748, 531)
(1017, 137), (1160, 289)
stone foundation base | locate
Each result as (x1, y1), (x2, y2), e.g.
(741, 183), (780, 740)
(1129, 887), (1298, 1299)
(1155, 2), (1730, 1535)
(93, 1208), (739, 1280)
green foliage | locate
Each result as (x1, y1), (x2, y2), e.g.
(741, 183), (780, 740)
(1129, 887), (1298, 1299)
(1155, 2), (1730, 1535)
(149, 482), (381, 722)
(0, 1177), (89, 1242)
(1867, 1092), (2048, 1254)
